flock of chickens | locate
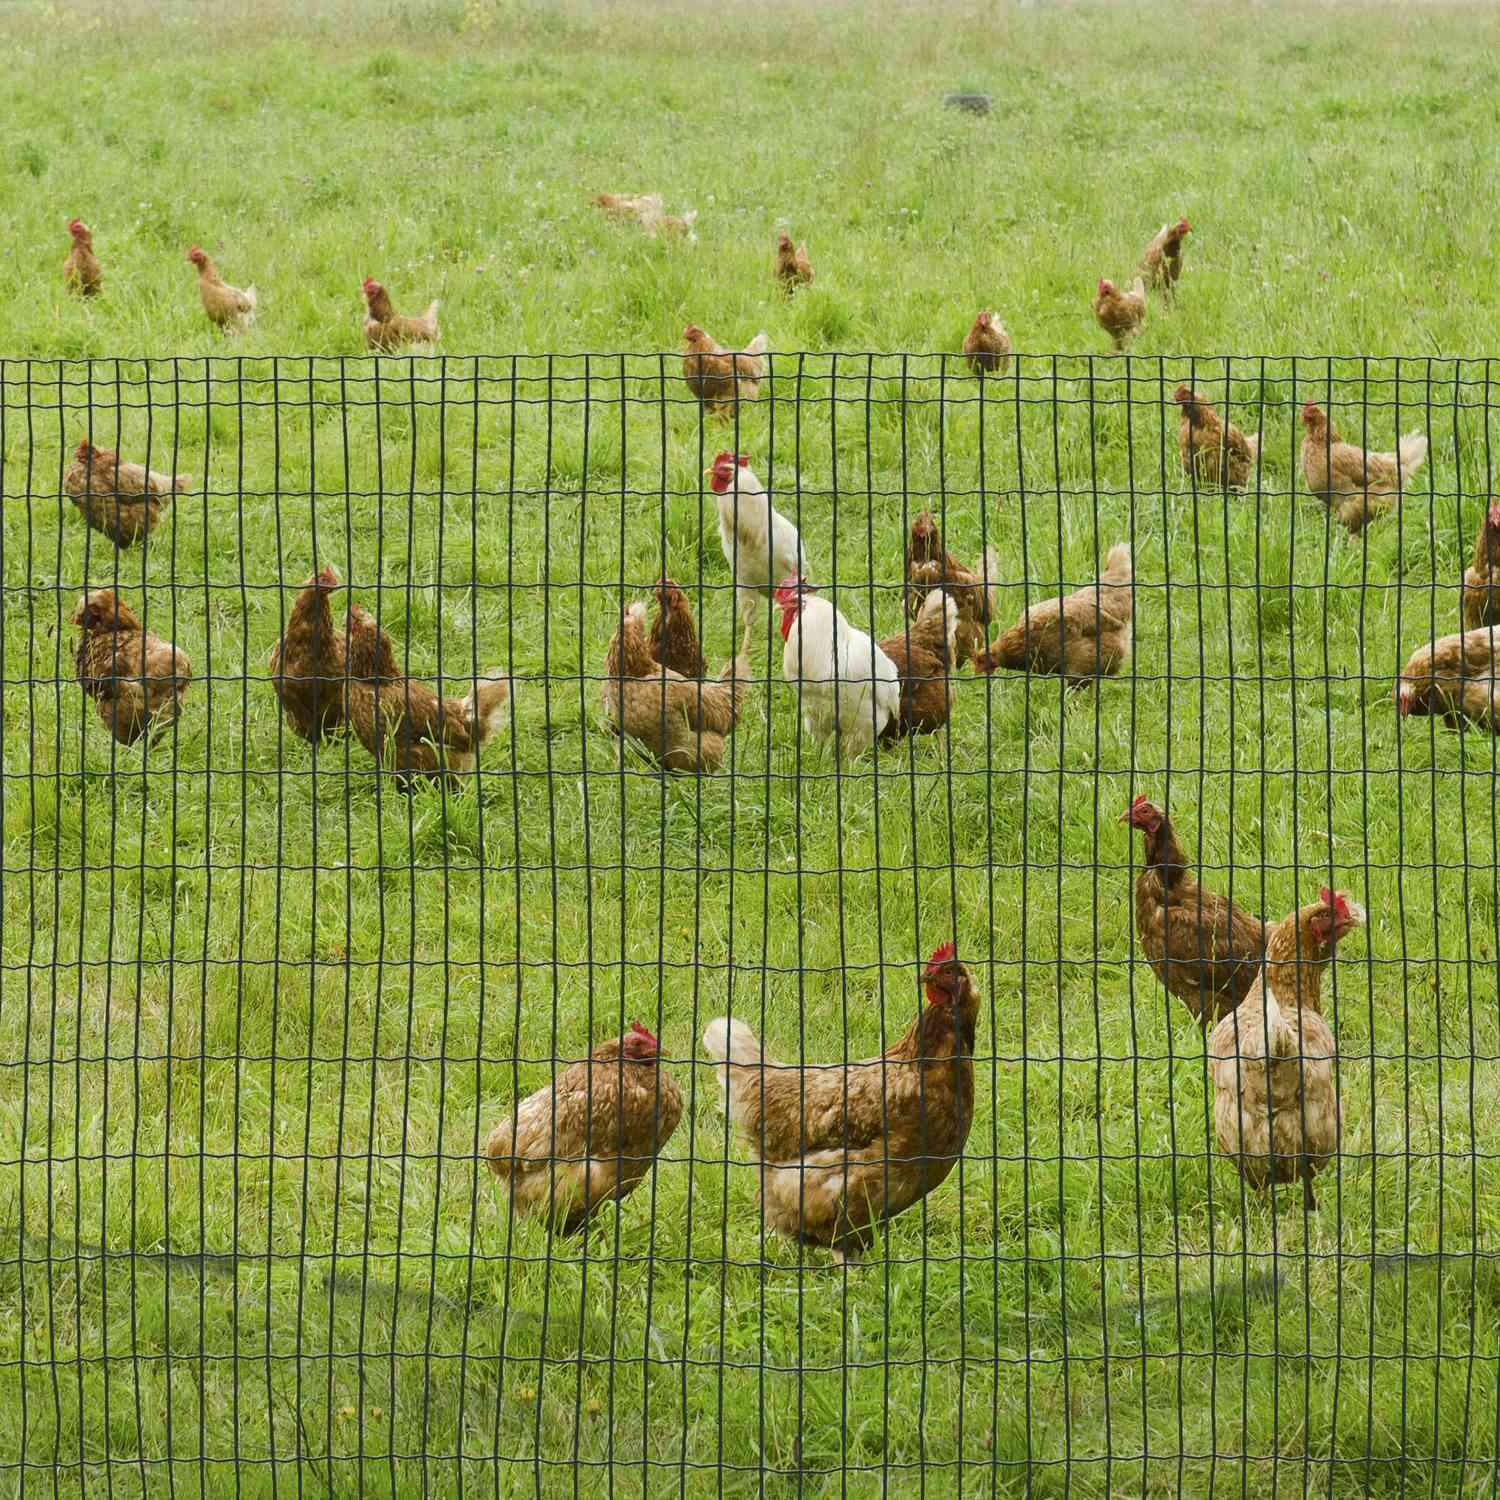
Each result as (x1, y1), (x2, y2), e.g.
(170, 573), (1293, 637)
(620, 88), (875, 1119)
(54, 207), (1500, 1258)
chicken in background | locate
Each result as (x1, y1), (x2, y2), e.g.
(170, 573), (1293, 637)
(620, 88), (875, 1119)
(343, 605), (512, 785)
(1462, 501), (1500, 632)
(904, 511), (999, 667)
(601, 599), (753, 773)
(593, 191), (665, 223)
(1173, 386), (1260, 490)
(63, 219), (102, 297)
(775, 233), (813, 293)
(974, 543), (1133, 686)
(268, 565), (346, 744)
(878, 589), (960, 741)
(73, 590), (192, 747)
(187, 245), (257, 334)
(645, 210), (698, 239)
(683, 325), (770, 415)
(362, 278), (440, 351)
(1122, 795), (1267, 1026)
(1139, 218), (1190, 297)
(649, 577), (707, 679)
(775, 576), (901, 757)
(64, 440), (190, 548)
(702, 942), (979, 1262)
(1092, 277), (1146, 351)
(710, 452), (809, 596)
(1299, 402), (1428, 534)
(1397, 629), (1500, 733)
(1209, 889), (1363, 1211)
(484, 1022), (683, 1234)
(962, 311), (1011, 376)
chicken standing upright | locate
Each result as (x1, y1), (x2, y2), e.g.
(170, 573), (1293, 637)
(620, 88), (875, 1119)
(64, 440), (190, 548)
(974, 543), (1133, 686)
(73, 590), (192, 747)
(1462, 502), (1500, 632)
(63, 219), (102, 297)
(1299, 402), (1427, 534)
(903, 511), (999, 668)
(962, 311), (1011, 376)
(775, 234), (813, 293)
(187, 245), (257, 334)
(1122, 795), (1267, 1026)
(878, 589), (960, 741)
(484, 1022), (683, 1234)
(649, 578), (707, 679)
(710, 452), (808, 597)
(682, 326), (770, 415)
(1139, 218), (1191, 296)
(1209, 889), (1363, 1211)
(775, 576), (901, 758)
(268, 565), (347, 744)
(362, 278), (440, 351)
(1092, 277), (1146, 351)
(702, 942), (980, 1262)
(1397, 629), (1500, 733)
(1173, 386), (1261, 490)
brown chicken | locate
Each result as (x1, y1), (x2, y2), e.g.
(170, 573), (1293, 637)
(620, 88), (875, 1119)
(63, 219), (102, 297)
(343, 606), (512, 784)
(1122, 795), (1267, 1026)
(73, 590), (192, 746)
(702, 942), (979, 1262)
(1092, 277), (1146, 351)
(904, 511), (1000, 668)
(975, 543), (1133, 685)
(1174, 386), (1261, 490)
(1462, 501), (1500, 632)
(187, 245), (257, 334)
(878, 589), (960, 741)
(775, 233), (813, 293)
(649, 578), (707, 679)
(963, 311), (1011, 376)
(1209, 889), (1363, 1211)
(63, 440), (190, 547)
(484, 1022), (683, 1234)
(601, 600), (752, 773)
(1397, 629), (1500, 733)
(268, 565), (346, 743)
(1139, 218), (1191, 296)
(362, 278), (440, 351)
(646, 211), (698, 238)
(1299, 402), (1428, 534)
(682, 325), (770, 415)
(594, 191), (665, 223)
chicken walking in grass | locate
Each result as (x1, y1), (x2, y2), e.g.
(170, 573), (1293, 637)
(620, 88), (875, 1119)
(1174, 386), (1260, 491)
(1462, 501), (1500, 632)
(1092, 277), (1146, 351)
(73, 590), (192, 747)
(64, 440), (190, 548)
(268, 565), (347, 744)
(1299, 402), (1427, 534)
(710, 452), (809, 598)
(1139, 218), (1190, 298)
(962, 311), (1011, 376)
(594, 191), (665, 223)
(63, 219), (102, 297)
(187, 245), (256, 334)
(878, 589), (960, 742)
(683, 325), (770, 415)
(775, 233), (813, 293)
(903, 511), (999, 668)
(1397, 629), (1500, 733)
(362, 278), (440, 350)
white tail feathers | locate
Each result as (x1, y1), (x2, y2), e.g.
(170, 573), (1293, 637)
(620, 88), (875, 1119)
(242, 287), (258, 315)
(1101, 542), (1132, 582)
(744, 332), (770, 358)
(465, 674), (513, 744)
(173, 475), (193, 493)
(1260, 991), (1299, 1060)
(1398, 433), (1428, 479)
(701, 1017), (763, 1114)
(1129, 277), (1145, 301)
(1244, 433), (1261, 461)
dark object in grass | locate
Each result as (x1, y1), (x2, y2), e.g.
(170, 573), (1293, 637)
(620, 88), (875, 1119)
(944, 92), (991, 116)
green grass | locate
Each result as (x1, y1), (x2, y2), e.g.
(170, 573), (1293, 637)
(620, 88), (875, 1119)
(3, 0), (1500, 1495)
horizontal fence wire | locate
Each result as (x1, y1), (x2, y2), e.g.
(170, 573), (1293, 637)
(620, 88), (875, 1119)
(0, 352), (1497, 1497)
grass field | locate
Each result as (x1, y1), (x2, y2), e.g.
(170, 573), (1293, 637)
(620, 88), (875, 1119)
(4, 0), (1500, 1496)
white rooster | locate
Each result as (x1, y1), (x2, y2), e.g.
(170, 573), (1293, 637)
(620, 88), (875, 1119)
(774, 576), (901, 757)
(709, 452), (808, 596)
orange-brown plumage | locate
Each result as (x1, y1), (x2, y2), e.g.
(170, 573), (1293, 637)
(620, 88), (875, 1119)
(1173, 385), (1260, 490)
(648, 578), (707, 679)
(682, 325), (769, 415)
(73, 590), (192, 746)
(1299, 402), (1428, 534)
(63, 440), (190, 547)
(1092, 277), (1146, 350)
(1462, 501), (1500, 632)
(775, 233), (813, 293)
(1397, 629), (1500, 733)
(962, 311), (1011, 375)
(64, 218), (102, 297)
(1139, 217), (1190, 295)
(362, 278), (440, 351)
(187, 244), (257, 333)
(903, 511), (1000, 668)
(878, 589), (959, 741)
(268, 566), (347, 743)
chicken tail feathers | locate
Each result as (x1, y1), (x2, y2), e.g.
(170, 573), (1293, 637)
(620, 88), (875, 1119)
(464, 674), (513, 746)
(1243, 433), (1261, 462)
(702, 1016), (763, 1120)
(1398, 433), (1428, 481)
(1261, 992), (1298, 1060)
(1100, 542), (1133, 584)
(743, 331), (771, 358)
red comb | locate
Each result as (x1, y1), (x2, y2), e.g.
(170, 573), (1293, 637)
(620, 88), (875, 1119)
(68, 218), (84, 233)
(711, 451), (735, 468)
(926, 941), (957, 970)
(1488, 501), (1500, 528)
(362, 277), (377, 293)
(628, 1019), (658, 1046)
(1319, 887), (1347, 918)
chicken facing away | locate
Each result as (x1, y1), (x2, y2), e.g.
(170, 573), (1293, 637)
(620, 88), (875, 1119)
(73, 590), (192, 747)
(1139, 218), (1190, 295)
(601, 599), (752, 773)
(1092, 277), (1146, 350)
(343, 605), (512, 784)
(1122, 795), (1267, 1026)
(187, 245), (256, 334)
(775, 576), (902, 758)
(1397, 629), (1500, 733)
(775, 233), (813, 293)
(878, 589), (960, 741)
(649, 577), (707, 679)
(710, 452), (808, 596)
(268, 566), (346, 744)
(702, 942), (979, 1262)
(683, 325), (770, 414)
(1299, 402), (1427, 534)
(64, 440), (190, 548)
(64, 219), (102, 297)
(362, 278), (440, 350)
(1462, 502), (1500, 632)
(1209, 889), (1363, 1211)
(974, 543), (1133, 686)
(963, 311), (1011, 376)
(484, 1022), (683, 1235)
(1174, 386), (1260, 490)
(904, 511), (999, 667)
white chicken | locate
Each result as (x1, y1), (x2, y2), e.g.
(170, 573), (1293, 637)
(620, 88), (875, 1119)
(709, 452), (808, 596)
(774, 576), (901, 757)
